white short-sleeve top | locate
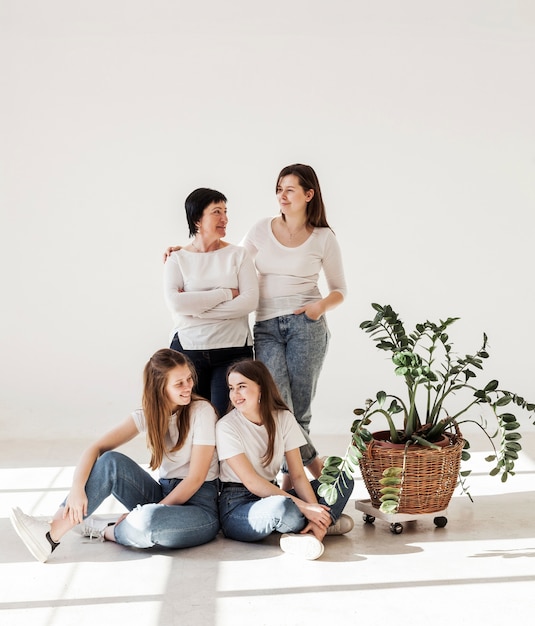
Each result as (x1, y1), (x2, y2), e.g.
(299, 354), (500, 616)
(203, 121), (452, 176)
(216, 408), (306, 483)
(131, 399), (219, 480)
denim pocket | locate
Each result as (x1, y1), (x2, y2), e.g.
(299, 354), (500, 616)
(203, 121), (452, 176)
(219, 487), (258, 515)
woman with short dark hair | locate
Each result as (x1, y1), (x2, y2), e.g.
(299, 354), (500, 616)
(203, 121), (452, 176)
(163, 188), (259, 417)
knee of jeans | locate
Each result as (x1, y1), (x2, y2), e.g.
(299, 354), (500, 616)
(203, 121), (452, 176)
(271, 495), (300, 519)
(96, 450), (122, 476)
(128, 503), (160, 527)
(116, 503), (161, 548)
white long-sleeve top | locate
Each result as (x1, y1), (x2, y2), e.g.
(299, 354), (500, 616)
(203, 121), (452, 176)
(163, 244), (259, 350)
(240, 217), (347, 322)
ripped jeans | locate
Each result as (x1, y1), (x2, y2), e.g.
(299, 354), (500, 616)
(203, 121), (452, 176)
(66, 451), (220, 549)
(218, 477), (354, 542)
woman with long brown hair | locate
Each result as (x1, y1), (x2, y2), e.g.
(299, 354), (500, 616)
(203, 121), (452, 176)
(10, 349), (220, 563)
(216, 359), (354, 561)
(240, 164), (347, 489)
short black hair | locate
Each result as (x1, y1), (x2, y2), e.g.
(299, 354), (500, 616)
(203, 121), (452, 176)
(184, 188), (227, 237)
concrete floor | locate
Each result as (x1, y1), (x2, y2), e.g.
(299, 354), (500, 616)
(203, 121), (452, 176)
(1, 431), (535, 626)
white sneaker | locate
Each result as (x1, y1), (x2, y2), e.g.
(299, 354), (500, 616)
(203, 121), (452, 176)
(280, 533), (325, 560)
(326, 513), (355, 536)
(10, 507), (59, 563)
(79, 516), (117, 541)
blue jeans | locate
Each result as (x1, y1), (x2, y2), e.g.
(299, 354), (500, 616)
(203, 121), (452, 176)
(70, 451), (220, 549)
(218, 477), (354, 542)
(170, 334), (253, 417)
(254, 314), (330, 468)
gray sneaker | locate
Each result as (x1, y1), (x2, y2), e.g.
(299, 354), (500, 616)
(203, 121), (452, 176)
(326, 513), (355, 536)
(79, 516), (116, 541)
(280, 533), (325, 560)
(10, 507), (59, 563)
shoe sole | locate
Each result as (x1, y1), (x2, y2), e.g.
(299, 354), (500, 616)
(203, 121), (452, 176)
(280, 534), (325, 560)
(10, 507), (50, 563)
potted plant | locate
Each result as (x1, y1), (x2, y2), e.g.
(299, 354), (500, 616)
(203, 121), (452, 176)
(319, 303), (535, 517)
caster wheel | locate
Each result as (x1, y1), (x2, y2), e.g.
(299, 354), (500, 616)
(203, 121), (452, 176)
(390, 522), (403, 534)
(434, 516), (448, 528)
(363, 514), (375, 524)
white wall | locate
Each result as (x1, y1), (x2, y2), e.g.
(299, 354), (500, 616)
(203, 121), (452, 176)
(1, 1), (534, 441)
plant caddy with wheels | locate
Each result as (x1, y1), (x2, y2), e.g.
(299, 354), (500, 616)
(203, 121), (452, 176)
(319, 303), (535, 534)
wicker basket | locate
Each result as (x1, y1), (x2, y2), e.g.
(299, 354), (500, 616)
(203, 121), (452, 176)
(359, 429), (464, 515)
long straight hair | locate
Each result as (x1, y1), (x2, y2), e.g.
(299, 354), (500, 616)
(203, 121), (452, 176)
(276, 163), (332, 230)
(142, 349), (202, 470)
(227, 359), (289, 466)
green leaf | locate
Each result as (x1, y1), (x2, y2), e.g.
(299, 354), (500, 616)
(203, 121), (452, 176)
(348, 446), (362, 464)
(380, 487), (400, 495)
(318, 474), (336, 484)
(484, 380), (499, 392)
(380, 494), (399, 503)
(378, 341), (395, 350)
(499, 413), (517, 423)
(317, 483), (337, 505)
(382, 467), (403, 477)
(360, 429), (373, 442)
(379, 500), (399, 514)
(323, 456), (343, 467)
(344, 458), (358, 474)
(380, 476), (401, 486)
(505, 441), (522, 451)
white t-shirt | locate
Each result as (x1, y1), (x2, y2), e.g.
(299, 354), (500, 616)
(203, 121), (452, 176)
(131, 400), (219, 481)
(240, 217), (347, 322)
(216, 408), (306, 483)
(163, 244), (259, 349)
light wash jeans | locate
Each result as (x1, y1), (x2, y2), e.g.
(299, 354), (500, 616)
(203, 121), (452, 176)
(254, 313), (330, 468)
(66, 451), (220, 549)
(218, 477), (354, 542)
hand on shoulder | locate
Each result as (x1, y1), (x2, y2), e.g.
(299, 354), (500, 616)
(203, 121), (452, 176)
(163, 245), (182, 262)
